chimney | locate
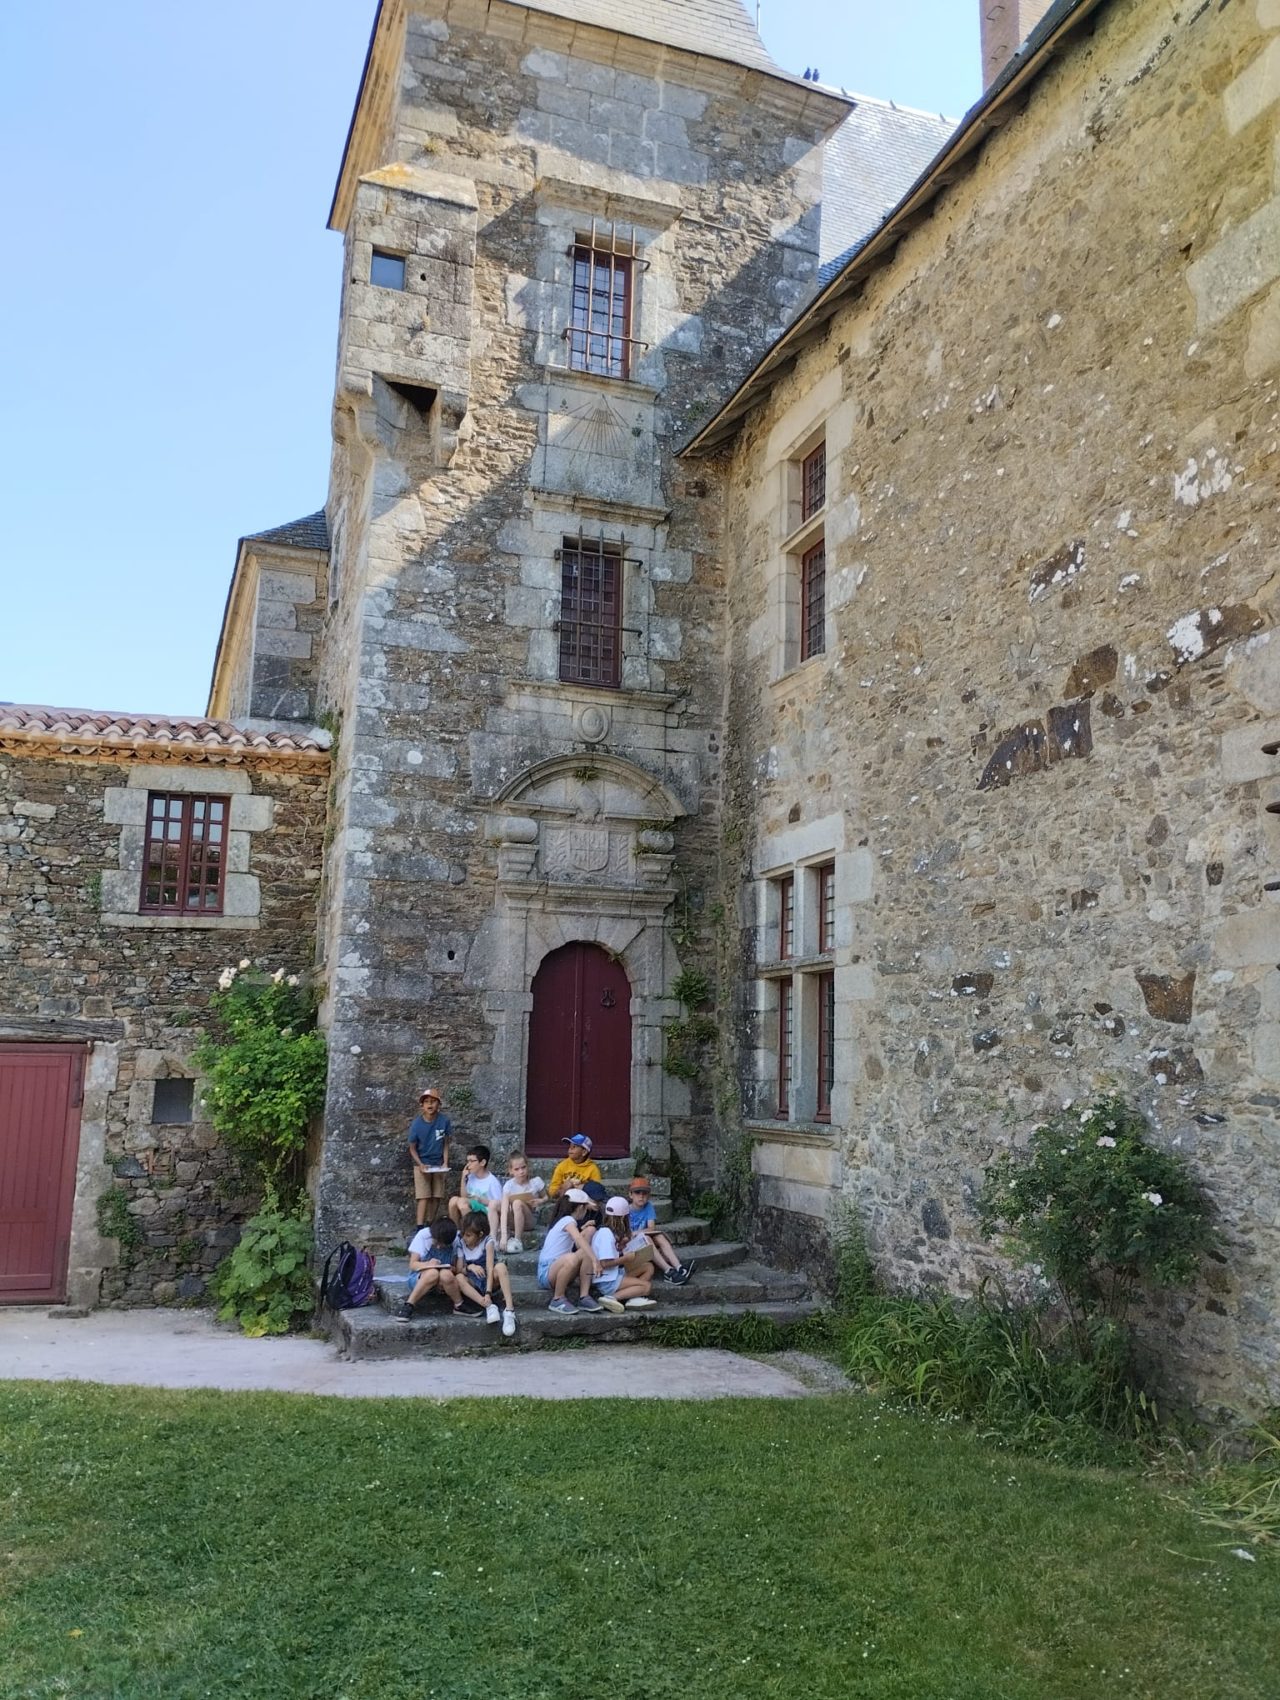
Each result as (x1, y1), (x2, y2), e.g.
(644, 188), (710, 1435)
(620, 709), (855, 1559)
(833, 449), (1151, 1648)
(980, 0), (1053, 88)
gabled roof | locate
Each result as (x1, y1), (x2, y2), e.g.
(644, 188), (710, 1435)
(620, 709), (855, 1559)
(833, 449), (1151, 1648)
(820, 96), (957, 286)
(0, 705), (331, 768)
(516, 0), (782, 74)
(682, 0), (1110, 454)
(243, 510), (330, 552)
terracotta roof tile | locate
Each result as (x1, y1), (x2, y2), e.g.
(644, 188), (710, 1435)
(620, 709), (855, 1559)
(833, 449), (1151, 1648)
(0, 704), (330, 758)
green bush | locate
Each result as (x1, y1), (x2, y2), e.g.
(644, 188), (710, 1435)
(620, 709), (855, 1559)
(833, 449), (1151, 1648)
(193, 964), (327, 1184)
(212, 1190), (314, 1337)
(978, 1092), (1216, 1350)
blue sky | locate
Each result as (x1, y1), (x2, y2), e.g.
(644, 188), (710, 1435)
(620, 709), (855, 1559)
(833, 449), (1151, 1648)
(0, 2), (979, 717)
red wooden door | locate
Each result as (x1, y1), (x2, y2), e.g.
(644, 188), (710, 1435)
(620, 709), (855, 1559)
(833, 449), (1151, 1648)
(526, 943), (631, 1158)
(0, 1045), (85, 1303)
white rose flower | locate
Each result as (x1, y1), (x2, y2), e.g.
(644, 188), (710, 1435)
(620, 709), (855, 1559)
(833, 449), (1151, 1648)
(1142, 1191), (1164, 1207)
(272, 968), (285, 983)
(286, 974), (299, 987)
(1096, 1136), (1117, 1149)
(238, 958), (251, 971)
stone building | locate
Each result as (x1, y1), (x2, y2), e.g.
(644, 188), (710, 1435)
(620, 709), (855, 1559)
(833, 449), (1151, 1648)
(3, 0), (1278, 1410)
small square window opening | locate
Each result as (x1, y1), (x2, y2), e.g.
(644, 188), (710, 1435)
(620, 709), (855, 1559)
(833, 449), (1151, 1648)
(370, 250), (406, 290)
(152, 1078), (195, 1125)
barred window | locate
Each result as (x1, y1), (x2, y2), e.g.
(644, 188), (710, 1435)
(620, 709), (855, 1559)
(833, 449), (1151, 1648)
(569, 244), (633, 380)
(801, 442), (826, 521)
(777, 873), (795, 960)
(141, 793), (226, 915)
(559, 537), (622, 688)
(801, 538), (826, 662)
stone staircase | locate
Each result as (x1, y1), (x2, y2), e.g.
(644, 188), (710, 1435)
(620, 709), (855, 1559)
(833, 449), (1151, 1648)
(325, 1200), (823, 1360)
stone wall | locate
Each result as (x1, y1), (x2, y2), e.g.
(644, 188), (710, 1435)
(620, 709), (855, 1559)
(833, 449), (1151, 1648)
(0, 750), (326, 1304)
(713, 0), (1280, 1411)
(312, 1), (847, 1244)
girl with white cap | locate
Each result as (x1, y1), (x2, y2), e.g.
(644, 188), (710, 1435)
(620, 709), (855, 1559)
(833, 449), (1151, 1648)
(589, 1196), (658, 1313)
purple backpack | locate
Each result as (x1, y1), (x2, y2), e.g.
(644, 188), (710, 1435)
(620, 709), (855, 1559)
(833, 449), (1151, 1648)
(320, 1241), (377, 1309)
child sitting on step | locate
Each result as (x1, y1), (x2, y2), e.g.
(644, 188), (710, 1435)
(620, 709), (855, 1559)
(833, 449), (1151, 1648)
(590, 1196), (658, 1313)
(547, 1134), (602, 1199)
(627, 1178), (695, 1286)
(396, 1217), (461, 1321)
(455, 1213), (517, 1337)
(538, 1189), (602, 1315)
(498, 1151), (546, 1254)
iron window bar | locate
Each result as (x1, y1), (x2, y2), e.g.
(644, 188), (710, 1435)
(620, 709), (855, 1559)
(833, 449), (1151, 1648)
(566, 218), (647, 380)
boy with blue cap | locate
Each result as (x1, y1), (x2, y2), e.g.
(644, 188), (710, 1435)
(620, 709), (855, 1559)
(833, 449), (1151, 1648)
(547, 1133), (602, 1199)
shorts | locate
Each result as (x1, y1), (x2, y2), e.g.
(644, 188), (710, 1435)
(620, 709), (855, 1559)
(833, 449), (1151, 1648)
(466, 1196), (492, 1214)
(594, 1267), (623, 1295)
(462, 1265), (488, 1296)
(413, 1168), (448, 1203)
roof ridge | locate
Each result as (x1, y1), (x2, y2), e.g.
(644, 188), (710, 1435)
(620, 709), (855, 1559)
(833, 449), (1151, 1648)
(832, 90), (959, 124)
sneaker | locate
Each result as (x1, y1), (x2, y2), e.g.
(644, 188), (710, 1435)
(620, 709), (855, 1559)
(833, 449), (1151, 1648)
(597, 1295), (626, 1314)
(577, 1294), (602, 1313)
(395, 1301), (415, 1322)
(501, 1309), (517, 1337)
(625, 1296), (657, 1309)
(673, 1261), (696, 1285)
(506, 1238), (519, 1254)
(484, 1302), (501, 1325)
(548, 1296), (577, 1315)
(662, 1267), (679, 1283)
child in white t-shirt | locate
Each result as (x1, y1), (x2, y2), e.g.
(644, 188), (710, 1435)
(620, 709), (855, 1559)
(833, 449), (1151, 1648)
(590, 1196), (657, 1313)
(395, 1218), (462, 1321)
(448, 1144), (504, 1237)
(455, 1213), (517, 1337)
(498, 1151), (546, 1253)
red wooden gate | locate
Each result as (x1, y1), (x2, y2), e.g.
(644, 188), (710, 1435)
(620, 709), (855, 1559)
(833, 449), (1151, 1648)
(525, 943), (631, 1158)
(0, 1044), (85, 1303)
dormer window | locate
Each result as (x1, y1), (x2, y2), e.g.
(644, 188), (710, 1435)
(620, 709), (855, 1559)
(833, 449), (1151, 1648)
(370, 249), (406, 290)
(568, 225), (642, 380)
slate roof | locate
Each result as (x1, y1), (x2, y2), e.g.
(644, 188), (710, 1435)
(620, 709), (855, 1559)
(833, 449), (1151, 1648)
(517, 0), (783, 74)
(820, 96), (958, 284)
(243, 511), (330, 551)
(0, 705), (330, 760)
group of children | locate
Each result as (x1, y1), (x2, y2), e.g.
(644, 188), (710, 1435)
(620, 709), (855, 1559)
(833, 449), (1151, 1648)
(399, 1092), (695, 1330)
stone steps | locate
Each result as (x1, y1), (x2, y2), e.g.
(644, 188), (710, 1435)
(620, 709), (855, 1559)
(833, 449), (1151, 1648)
(381, 1260), (803, 1312)
(371, 1236), (743, 1300)
(330, 1297), (826, 1360)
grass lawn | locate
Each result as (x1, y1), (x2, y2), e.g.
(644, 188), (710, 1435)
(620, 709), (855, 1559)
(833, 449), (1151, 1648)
(1, 1382), (1276, 1700)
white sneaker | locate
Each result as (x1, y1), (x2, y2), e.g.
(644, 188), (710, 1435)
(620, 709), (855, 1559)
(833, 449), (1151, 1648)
(506, 1238), (519, 1254)
(485, 1302), (501, 1325)
(597, 1295), (626, 1314)
(501, 1309), (517, 1337)
(624, 1296), (657, 1309)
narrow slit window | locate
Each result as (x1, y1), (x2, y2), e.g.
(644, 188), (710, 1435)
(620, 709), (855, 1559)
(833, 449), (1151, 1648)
(801, 442), (826, 521)
(816, 862), (836, 954)
(815, 971), (835, 1122)
(800, 538), (826, 661)
(778, 979), (794, 1119)
(559, 537), (622, 688)
(140, 793), (227, 915)
(370, 249), (406, 290)
(569, 238), (635, 380)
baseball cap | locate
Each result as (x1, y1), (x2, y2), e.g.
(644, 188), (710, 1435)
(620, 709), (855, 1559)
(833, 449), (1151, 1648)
(628, 1177), (651, 1192)
(563, 1133), (593, 1152)
(582, 1180), (607, 1203)
(564, 1187), (592, 1204)
(419, 1087), (441, 1101)
(605, 1195), (630, 1215)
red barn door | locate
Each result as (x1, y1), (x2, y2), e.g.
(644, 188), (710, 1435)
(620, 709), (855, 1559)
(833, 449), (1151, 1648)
(525, 943), (631, 1158)
(0, 1044), (85, 1303)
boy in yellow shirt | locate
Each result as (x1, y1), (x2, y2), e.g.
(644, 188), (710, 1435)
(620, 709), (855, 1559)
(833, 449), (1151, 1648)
(548, 1133), (603, 1198)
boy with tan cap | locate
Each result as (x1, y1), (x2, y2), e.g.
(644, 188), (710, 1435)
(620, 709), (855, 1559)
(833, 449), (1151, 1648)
(408, 1087), (452, 1228)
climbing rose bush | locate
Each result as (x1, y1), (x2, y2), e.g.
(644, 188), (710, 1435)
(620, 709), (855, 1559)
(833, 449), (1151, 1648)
(193, 963), (327, 1183)
(978, 1093), (1216, 1342)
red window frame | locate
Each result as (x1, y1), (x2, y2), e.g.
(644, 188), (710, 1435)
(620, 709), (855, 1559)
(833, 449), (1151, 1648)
(569, 244), (634, 380)
(777, 873), (795, 961)
(778, 979), (794, 1120)
(816, 862), (836, 954)
(800, 538), (826, 661)
(801, 442), (826, 522)
(559, 537), (623, 687)
(815, 970), (835, 1122)
(140, 793), (227, 915)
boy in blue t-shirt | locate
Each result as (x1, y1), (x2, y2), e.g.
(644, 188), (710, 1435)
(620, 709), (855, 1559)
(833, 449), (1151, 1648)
(626, 1178), (694, 1286)
(396, 1218), (462, 1320)
(408, 1088), (452, 1227)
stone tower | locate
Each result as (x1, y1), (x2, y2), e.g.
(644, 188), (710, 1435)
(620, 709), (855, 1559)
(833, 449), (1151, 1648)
(306, 0), (848, 1241)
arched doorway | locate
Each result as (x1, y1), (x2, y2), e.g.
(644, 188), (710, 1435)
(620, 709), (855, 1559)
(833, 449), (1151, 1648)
(525, 943), (631, 1158)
